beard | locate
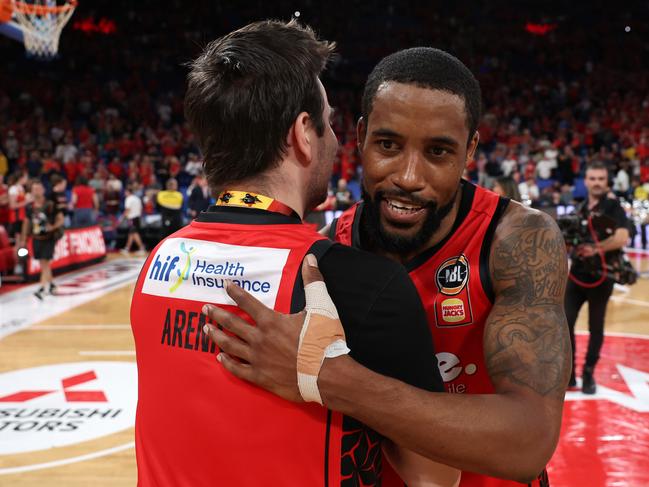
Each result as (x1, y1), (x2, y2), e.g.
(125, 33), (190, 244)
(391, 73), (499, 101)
(360, 186), (457, 255)
(306, 134), (338, 211)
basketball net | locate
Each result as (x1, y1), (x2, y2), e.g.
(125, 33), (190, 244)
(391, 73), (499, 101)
(11, 0), (77, 58)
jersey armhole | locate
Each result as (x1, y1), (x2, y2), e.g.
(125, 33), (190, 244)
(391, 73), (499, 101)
(479, 197), (510, 303)
(289, 238), (335, 313)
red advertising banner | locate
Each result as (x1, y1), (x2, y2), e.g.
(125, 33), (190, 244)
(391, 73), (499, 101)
(26, 225), (106, 277)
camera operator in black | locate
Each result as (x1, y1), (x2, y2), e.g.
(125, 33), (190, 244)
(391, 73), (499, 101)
(565, 161), (630, 394)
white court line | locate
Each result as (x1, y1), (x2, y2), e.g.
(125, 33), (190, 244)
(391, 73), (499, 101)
(0, 442), (135, 475)
(610, 295), (649, 308)
(575, 330), (649, 340)
(79, 350), (135, 356)
(0, 258), (144, 340)
(35, 324), (131, 330)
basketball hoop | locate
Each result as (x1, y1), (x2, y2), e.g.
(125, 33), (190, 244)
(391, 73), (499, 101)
(10, 0), (77, 58)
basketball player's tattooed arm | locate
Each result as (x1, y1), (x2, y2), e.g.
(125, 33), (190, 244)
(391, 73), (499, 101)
(485, 206), (571, 400)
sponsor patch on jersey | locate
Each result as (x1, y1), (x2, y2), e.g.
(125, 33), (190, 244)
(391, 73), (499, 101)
(434, 254), (474, 327)
(435, 255), (469, 295)
(141, 237), (290, 308)
(440, 298), (466, 323)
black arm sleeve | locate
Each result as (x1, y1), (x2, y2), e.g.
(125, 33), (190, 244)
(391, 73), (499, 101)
(317, 244), (443, 393)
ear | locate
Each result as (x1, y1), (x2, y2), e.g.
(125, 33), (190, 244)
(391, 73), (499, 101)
(466, 131), (480, 163)
(289, 112), (313, 166)
(356, 117), (367, 152)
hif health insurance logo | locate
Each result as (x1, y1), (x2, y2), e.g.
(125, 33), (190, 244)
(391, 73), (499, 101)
(148, 242), (197, 293)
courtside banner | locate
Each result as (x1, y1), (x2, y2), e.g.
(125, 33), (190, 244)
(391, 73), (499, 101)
(26, 225), (106, 276)
(141, 237), (289, 308)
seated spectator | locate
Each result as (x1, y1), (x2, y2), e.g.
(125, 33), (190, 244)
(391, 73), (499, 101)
(518, 177), (540, 206)
(184, 153), (202, 177)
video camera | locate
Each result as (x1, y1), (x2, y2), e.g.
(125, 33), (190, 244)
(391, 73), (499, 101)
(557, 214), (590, 247)
(557, 213), (638, 286)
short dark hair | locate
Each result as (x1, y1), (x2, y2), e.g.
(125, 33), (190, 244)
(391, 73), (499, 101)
(586, 160), (609, 174)
(361, 47), (482, 141)
(184, 20), (335, 190)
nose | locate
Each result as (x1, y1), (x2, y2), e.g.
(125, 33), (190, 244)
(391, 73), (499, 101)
(391, 150), (427, 194)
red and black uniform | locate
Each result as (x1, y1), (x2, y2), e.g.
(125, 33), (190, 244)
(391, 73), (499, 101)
(331, 180), (550, 487)
(131, 193), (442, 487)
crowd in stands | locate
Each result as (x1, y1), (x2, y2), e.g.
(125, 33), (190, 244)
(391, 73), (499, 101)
(1, 0), (648, 272)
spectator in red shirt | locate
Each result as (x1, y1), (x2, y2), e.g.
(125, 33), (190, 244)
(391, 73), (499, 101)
(71, 176), (99, 227)
(108, 157), (124, 179)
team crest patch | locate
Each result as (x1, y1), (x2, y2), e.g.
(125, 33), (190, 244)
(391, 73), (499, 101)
(434, 254), (473, 327)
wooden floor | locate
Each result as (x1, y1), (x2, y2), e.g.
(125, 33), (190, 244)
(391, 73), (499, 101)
(0, 253), (648, 486)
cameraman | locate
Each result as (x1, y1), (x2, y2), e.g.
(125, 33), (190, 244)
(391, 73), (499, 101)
(566, 161), (630, 394)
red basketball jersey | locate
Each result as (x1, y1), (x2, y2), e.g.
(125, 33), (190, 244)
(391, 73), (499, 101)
(333, 181), (549, 487)
(131, 218), (344, 486)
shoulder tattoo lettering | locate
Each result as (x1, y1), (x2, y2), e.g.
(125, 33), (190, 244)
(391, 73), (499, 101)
(485, 211), (571, 397)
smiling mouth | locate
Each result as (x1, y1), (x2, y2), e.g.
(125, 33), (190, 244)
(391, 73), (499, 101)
(384, 198), (425, 214)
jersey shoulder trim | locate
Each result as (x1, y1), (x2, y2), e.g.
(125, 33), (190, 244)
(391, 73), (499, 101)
(479, 196), (510, 303)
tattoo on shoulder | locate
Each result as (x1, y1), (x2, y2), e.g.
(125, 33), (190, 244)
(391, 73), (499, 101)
(492, 212), (566, 306)
(485, 209), (571, 397)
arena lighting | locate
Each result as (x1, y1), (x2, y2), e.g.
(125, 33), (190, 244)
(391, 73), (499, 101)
(17, 247), (29, 258)
(525, 22), (557, 36)
(72, 17), (117, 35)
(294, 11), (301, 18)
(625, 26), (631, 32)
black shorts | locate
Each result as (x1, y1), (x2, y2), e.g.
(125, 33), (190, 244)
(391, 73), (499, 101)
(10, 220), (23, 236)
(128, 217), (141, 234)
(32, 238), (56, 260)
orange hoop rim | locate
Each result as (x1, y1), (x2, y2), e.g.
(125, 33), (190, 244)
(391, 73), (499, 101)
(12, 0), (77, 16)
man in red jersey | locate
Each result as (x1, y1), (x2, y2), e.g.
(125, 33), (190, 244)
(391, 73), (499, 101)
(131, 21), (457, 487)
(205, 48), (571, 486)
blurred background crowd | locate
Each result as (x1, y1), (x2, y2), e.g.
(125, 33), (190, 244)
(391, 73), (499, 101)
(1, 0), (648, 274)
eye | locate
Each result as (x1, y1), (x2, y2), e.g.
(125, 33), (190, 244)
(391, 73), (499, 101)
(378, 140), (398, 151)
(430, 147), (449, 156)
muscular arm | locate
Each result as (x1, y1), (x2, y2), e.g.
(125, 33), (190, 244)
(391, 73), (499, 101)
(318, 205), (571, 482)
(595, 227), (629, 252)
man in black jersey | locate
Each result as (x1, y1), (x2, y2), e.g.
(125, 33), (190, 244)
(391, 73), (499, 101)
(178, 20), (455, 486)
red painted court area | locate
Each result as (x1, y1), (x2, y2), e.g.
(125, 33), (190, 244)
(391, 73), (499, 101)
(549, 333), (649, 487)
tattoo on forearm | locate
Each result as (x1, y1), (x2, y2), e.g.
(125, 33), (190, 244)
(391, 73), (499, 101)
(486, 211), (571, 397)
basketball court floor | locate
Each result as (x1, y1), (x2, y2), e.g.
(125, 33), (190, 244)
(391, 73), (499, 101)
(1, 252), (648, 486)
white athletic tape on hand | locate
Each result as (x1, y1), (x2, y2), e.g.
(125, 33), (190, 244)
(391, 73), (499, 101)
(297, 281), (350, 404)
